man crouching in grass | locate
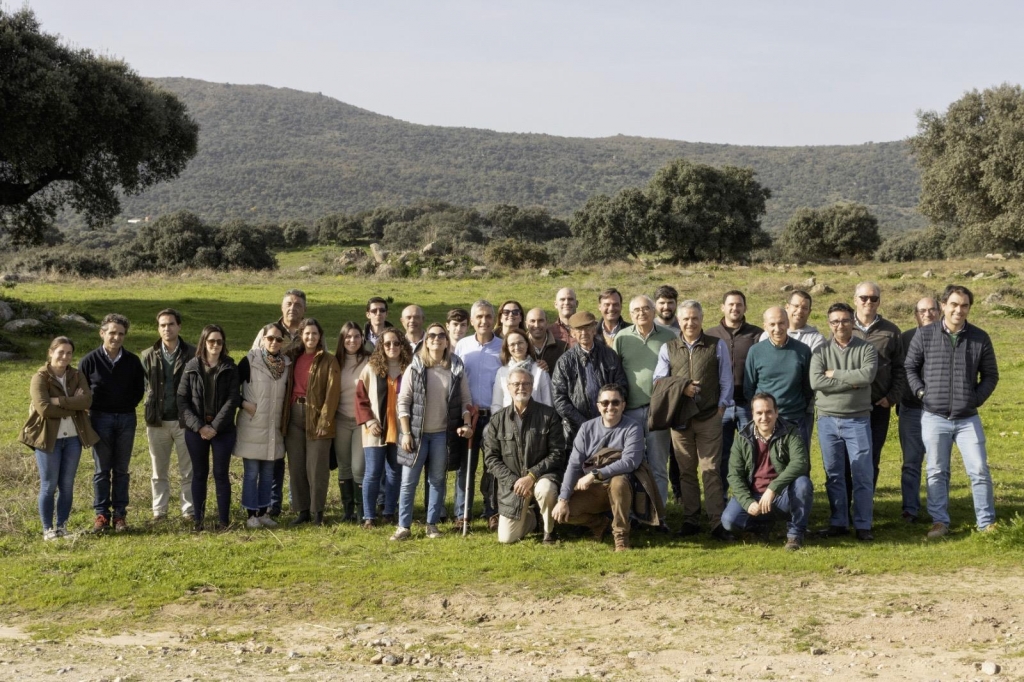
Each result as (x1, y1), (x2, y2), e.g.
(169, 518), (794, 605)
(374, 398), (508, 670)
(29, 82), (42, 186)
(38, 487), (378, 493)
(721, 392), (813, 551)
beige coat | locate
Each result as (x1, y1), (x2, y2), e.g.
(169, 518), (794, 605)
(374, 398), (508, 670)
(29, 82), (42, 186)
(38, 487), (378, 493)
(234, 349), (290, 461)
(21, 365), (100, 452)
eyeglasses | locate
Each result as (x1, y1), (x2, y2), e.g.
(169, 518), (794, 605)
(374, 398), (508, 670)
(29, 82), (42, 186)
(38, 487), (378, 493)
(265, 336), (284, 343)
(631, 306), (652, 314)
(426, 332), (447, 340)
(382, 341), (403, 348)
(857, 295), (880, 303)
(501, 309), (522, 317)
(916, 307), (939, 314)
(598, 399), (623, 407)
(368, 308), (387, 314)
(508, 381), (533, 389)
(828, 318), (853, 327)
(206, 338), (224, 345)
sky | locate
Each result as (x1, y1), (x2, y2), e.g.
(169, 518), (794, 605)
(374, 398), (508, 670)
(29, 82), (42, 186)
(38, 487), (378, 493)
(16, 0), (1024, 146)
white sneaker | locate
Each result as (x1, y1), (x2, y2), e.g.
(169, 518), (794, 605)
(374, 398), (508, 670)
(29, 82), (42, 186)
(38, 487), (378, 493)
(43, 529), (59, 541)
(390, 527), (411, 541)
(426, 524), (442, 539)
(245, 516), (262, 529)
(258, 515), (279, 528)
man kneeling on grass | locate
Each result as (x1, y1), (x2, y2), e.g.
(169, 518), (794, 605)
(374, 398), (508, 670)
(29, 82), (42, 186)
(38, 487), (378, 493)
(552, 384), (663, 551)
(483, 367), (566, 544)
(722, 393), (813, 551)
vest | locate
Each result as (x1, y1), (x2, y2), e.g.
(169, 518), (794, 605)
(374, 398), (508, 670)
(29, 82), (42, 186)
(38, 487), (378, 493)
(403, 354), (466, 466)
(666, 333), (720, 421)
(234, 349), (290, 461)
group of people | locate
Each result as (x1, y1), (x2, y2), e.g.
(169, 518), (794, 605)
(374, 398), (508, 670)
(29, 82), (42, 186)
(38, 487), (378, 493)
(21, 280), (999, 551)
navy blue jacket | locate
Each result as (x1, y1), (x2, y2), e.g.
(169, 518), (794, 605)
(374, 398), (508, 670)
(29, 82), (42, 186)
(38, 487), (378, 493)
(905, 321), (998, 420)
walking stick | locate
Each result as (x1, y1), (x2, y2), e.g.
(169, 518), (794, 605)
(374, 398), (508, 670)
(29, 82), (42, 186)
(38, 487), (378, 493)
(463, 433), (472, 537)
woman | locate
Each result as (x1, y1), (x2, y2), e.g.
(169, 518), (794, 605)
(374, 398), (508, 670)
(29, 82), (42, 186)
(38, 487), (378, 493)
(333, 322), (371, 522)
(393, 323), (473, 541)
(496, 299), (526, 339)
(286, 318), (340, 526)
(21, 337), (99, 540)
(490, 328), (553, 413)
(178, 324), (240, 531)
(235, 323), (290, 529)
(355, 327), (410, 528)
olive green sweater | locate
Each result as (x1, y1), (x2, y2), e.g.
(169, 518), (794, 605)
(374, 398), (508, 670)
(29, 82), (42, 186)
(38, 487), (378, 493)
(809, 337), (878, 418)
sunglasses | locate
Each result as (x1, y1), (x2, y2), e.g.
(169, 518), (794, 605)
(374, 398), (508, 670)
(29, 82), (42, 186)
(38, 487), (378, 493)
(858, 295), (880, 303)
(265, 336), (284, 343)
(368, 308), (387, 314)
(598, 399), (623, 407)
(382, 341), (403, 348)
(426, 332), (447, 340)
(501, 309), (522, 317)
(206, 338), (224, 345)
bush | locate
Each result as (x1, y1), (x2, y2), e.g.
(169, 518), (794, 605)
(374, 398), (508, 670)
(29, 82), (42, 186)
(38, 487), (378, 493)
(282, 220), (311, 248)
(779, 203), (880, 262)
(485, 238), (550, 270)
(544, 237), (587, 268)
(3, 249), (114, 278)
(876, 226), (949, 262)
(216, 221), (278, 270)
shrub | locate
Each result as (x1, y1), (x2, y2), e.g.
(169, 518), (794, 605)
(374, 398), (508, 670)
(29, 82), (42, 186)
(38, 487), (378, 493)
(3, 249), (114, 278)
(876, 226), (949, 262)
(485, 238), (550, 270)
(282, 220), (311, 248)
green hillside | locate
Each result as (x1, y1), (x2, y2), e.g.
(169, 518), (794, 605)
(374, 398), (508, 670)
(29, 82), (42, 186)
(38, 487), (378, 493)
(117, 77), (925, 233)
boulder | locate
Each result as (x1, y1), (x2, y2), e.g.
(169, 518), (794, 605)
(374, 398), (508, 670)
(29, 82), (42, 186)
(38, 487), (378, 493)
(801, 277), (816, 288)
(471, 265), (488, 274)
(984, 253), (1006, 260)
(962, 269), (977, 277)
(376, 263), (396, 279)
(539, 268), (551, 277)
(972, 272), (986, 280)
(370, 243), (388, 264)
(335, 248), (365, 265)
(809, 283), (834, 295)
(420, 268), (431, 277)
(4, 318), (42, 332)
(780, 284), (794, 292)
(0, 300), (13, 322)
(420, 242), (442, 256)
(983, 292), (1003, 305)
(922, 269), (934, 278)
(59, 313), (96, 327)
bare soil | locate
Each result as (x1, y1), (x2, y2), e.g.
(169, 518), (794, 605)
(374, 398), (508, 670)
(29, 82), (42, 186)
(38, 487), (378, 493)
(1, 569), (1021, 681)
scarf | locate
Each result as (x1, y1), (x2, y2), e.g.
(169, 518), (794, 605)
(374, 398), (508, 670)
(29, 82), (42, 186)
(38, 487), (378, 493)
(262, 349), (286, 380)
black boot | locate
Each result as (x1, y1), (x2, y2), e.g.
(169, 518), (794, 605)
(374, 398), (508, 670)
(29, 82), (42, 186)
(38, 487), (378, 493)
(354, 482), (364, 522)
(313, 511), (325, 526)
(341, 479), (356, 522)
(290, 510), (311, 526)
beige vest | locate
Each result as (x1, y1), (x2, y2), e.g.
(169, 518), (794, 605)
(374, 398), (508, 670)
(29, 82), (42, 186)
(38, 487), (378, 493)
(234, 349), (290, 461)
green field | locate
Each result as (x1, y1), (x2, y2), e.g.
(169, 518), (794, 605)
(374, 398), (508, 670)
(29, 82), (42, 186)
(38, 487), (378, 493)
(1, 253), (1022, 639)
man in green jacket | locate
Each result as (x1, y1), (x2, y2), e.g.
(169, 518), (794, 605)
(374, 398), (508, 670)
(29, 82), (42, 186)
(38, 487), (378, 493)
(722, 393), (813, 551)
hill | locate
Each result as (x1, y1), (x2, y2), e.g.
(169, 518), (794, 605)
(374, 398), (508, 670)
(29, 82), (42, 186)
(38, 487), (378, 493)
(115, 77), (925, 233)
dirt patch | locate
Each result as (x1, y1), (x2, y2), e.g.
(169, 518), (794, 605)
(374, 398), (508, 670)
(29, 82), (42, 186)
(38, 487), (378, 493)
(1, 570), (1020, 680)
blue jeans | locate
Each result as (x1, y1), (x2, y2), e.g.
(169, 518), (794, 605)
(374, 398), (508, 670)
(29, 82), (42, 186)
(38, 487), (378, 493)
(625, 406), (672, 507)
(35, 437), (83, 530)
(785, 413), (813, 452)
(456, 412), (493, 519)
(242, 458), (276, 511)
(817, 415), (873, 530)
(362, 444), (400, 520)
(398, 431), (448, 528)
(721, 475), (813, 539)
(720, 403), (752, 499)
(898, 406), (925, 518)
(270, 457), (286, 513)
(91, 411), (137, 518)
(922, 412), (995, 529)
(185, 429), (236, 526)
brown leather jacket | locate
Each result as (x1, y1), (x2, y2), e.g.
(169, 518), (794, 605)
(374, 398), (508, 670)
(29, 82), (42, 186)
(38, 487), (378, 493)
(283, 349), (341, 439)
(21, 365), (100, 452)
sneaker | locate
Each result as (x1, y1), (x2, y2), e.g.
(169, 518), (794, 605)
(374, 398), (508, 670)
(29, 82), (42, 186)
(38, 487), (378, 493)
(926, 522), (949, 540)
(246, 516), (262, 529)
(361, 519), (376, 530)
(784, 535), (803, 552)
(390, 527), (411, 541)
(855, 529), (874, 542)
(93, 514), (110, 533)
(153, 512), (167, 522)
(259, 515), (279, 528)
(901, 511), (917, 524)
(55, 525), (68, 538)
(979, 523), (998, 534)
(113, 517), (129, 533)
(43, 529), (59, 541)
(426, 524), (442, 539)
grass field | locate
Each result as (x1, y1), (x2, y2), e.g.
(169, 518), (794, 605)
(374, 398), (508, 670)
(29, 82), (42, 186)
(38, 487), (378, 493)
(1, 251), (1023, 641)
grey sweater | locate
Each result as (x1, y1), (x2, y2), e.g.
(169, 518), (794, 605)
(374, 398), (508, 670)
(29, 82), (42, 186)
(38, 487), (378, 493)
(809, 337), (878, 418)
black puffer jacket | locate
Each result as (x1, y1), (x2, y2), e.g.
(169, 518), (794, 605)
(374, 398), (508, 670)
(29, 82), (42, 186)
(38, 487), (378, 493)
(551, 343), (628, 448)
(905, 321), (998, 420)
(177, 356), (241, 435)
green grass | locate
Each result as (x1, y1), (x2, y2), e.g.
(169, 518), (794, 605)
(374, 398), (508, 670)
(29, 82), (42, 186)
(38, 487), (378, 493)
(1, 253), (1023, 638)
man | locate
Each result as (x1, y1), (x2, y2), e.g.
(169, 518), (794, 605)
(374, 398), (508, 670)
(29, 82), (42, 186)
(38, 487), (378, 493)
(653, 300), (734, 540)
(759, 290), (826, 352)
(596, 288), (632, 346)
(654, 284), (681, 334)
(454, 300), (504, 529)
(550, 287), (578, 347)
(446, 308), (470, 345)
(810, 302), (878, 541)
(252, 288), (308, 516)
(363, 296), (393, 347)
(552, 385), (647, 551)
(897, 297), (939, 523)
(79, 313), (146, 532)
(525, 307), (567, 373)
(905, 285), (999, 539)
(722, 393), (813, 551)
(612, 295), (676, 512)
(401, 305), (425, 352)
(705, 290), (763, 498)
(551, 311), (628, 453)
(745, 307), (814, 448)
(140, 308), (196, 522)
(483, 368), (566, 544)
(851, 281), (905, 489)
(253, 288), (307, 354)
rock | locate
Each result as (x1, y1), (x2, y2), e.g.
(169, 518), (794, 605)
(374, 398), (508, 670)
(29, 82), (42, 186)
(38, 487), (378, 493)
(59, 313), (95, 327)
(376, 263), (396, 279)
(298, 265), (311, 273)
(539, 268), (551, 277)
(810, 647), (826, 655)
(335, 248), (365, 265)
(470, 265), (488, 274)
(984, 292), (1003, 304)
(985, 253), (1006, 260)
(922, 269), (934, 278)
(370, 243), (388, 263)
(286, 663), (302, 673)
(963, 269), (977, 277)
(678, 269), (696, 276)
(981, 661), (1000, 675)
(3, 318), (42, 332)
(972, 272), (986, 280)
(287, 650), (301, 658)
(0, 351), (19, 362)
(420, 242), (442, 256)
(809, 283), (834, 295)
(990, 270), (1010, 279)
(989, 309), (1007, 316)
(0, 300), (13, 322)
(802, 277), (816, 288)
(370, 653), (384, 664)
(261, 645), (273, 654)
(780, 284), (794, 292)
(383, 654), (402, 666)
(355, 624), (372, 632)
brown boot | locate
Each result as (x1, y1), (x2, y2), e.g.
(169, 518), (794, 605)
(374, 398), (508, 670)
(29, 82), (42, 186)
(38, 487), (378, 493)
(613, 533), (630, 552)
(589, 516), (610, 542)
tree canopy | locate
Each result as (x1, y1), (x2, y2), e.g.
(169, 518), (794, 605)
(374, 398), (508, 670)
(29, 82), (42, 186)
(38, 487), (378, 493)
(0, 8), (199, 245)
(909, 83), (1024, 253)
(779, 202), (881, 262)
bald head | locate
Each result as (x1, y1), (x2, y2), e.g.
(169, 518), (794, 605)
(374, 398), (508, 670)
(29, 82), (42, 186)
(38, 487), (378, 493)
(401, 305), (424, 337)
(525, 307), (548, 343)
(915, 297), (939, 327)
(554, 287), (578, 322)
(763, 306), (789, 345)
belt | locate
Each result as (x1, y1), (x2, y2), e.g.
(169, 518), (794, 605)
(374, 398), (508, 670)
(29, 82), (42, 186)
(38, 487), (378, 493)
(476, 409), (491, 417)
(294, 397), (306, 405)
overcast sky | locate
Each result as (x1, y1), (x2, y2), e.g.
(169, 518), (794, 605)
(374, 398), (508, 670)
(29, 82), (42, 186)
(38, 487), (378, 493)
(17, 0), (1024, 146)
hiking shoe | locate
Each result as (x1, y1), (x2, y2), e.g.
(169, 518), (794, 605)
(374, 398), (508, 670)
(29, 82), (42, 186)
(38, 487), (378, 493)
(426, 524), (442, 539)
(93, 514), (110, 533)
(613, 534), (630, 552)
(927, 522), (949, 540)
(361, 519), (375, 530)
(590, 517), (611, 542)
(246, 516), (262, 529)
(113, 517), (128, 533)
(855, 529), (874, 542)
(259, 515), (279, 528)
(542, 532), (557, 545)
(901, 511), (917, 524)
(784, 535), (803, 552)
(979, 523), (998, 534)
(55, 525), (68, 538)
(390, 527), (411, 541)
(43, 528), (59, 541)
(451, 517), (466, 530)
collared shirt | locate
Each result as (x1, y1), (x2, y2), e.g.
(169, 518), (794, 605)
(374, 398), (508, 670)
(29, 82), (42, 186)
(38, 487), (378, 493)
(941, 318), (966, 347)
(160, 340), (180, 365)
(454, 334), (503, 408)
(551, 319), (576, 348)
(652, 335), (735, 407)
(612, 323), (677, 410)
(855, 314), (880, 334)
(759, 325), (825, 352)
(103, 348), (123, 366)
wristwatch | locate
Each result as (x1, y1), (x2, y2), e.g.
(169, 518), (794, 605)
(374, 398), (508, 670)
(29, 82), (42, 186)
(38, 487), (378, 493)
(592, 470), (605, 482)
(916, 389), (925, 400)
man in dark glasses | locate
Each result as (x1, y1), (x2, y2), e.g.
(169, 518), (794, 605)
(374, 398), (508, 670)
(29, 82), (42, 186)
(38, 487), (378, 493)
(363, 297), (393, 348)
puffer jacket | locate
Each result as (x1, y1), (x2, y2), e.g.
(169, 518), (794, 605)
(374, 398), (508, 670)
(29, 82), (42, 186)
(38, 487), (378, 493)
(727, 420), (809, 512)
(399, 354), (467, 467)
(283, 349), (341, 440)
(177, 355), (241, 435)
(234, 349), (290, 460)
(21, 365), (100, 452)
(905, 320), (998, 420)
(482, 400), (566, 521)
(551, 343), (628, 448)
